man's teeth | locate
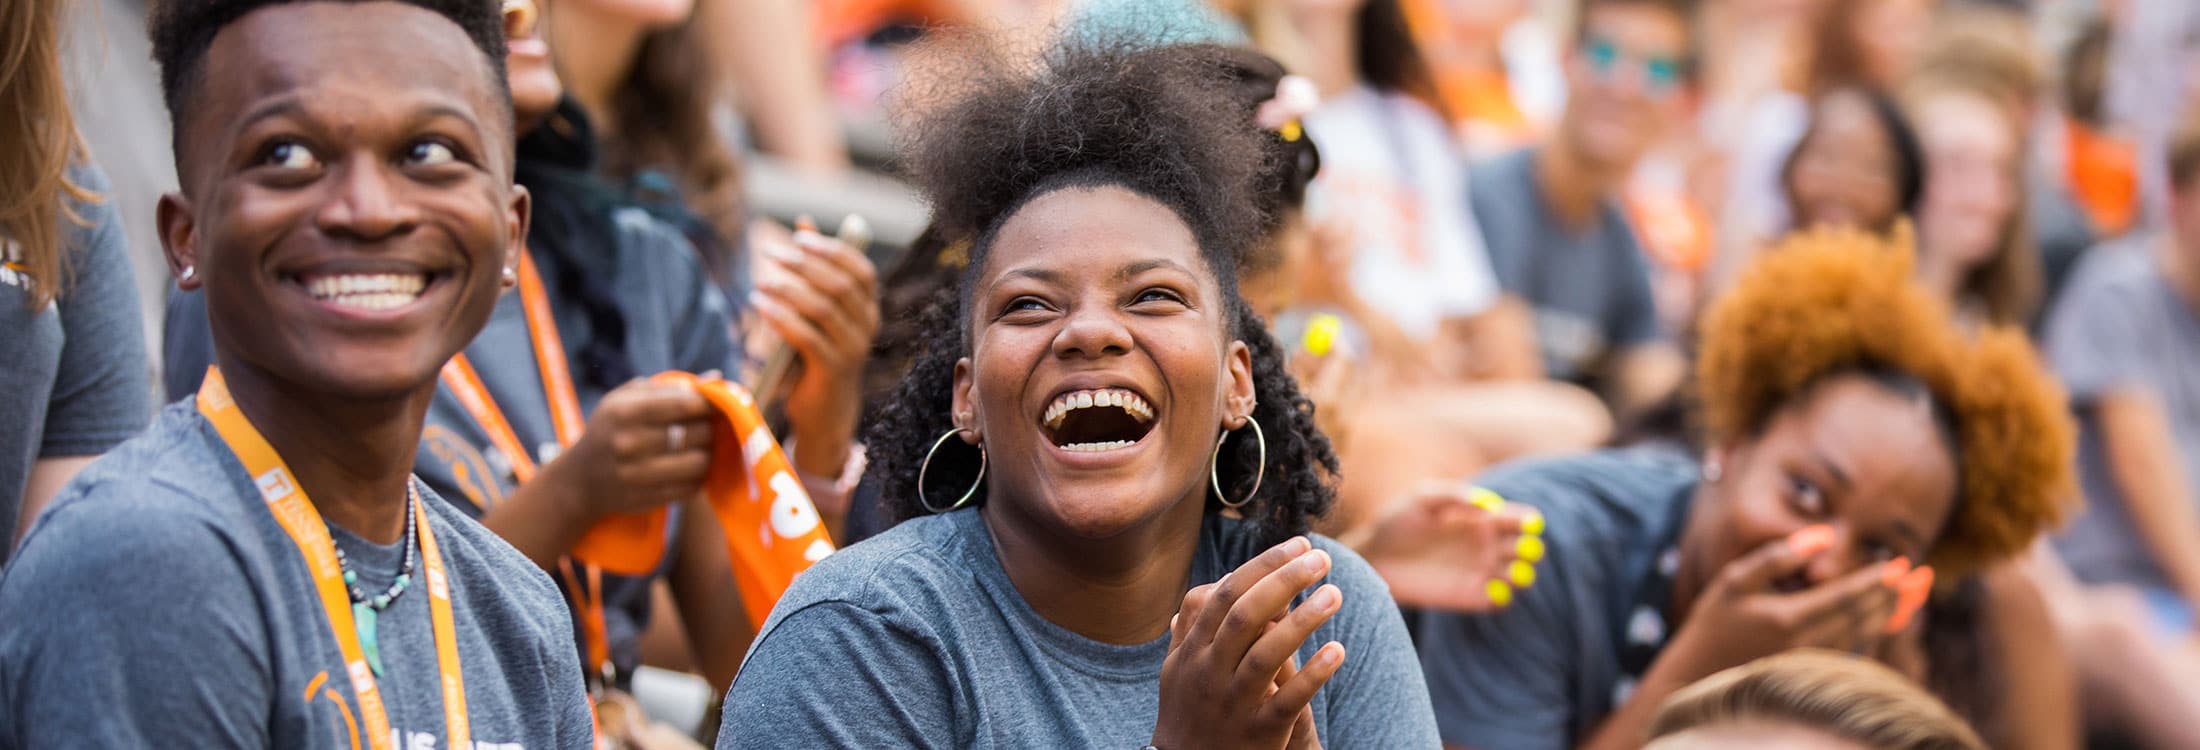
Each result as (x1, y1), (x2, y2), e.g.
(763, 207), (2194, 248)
(1060, 440), (1136, 452)
(1043, 388), (1155, 428)
(305, 273), (428, 310)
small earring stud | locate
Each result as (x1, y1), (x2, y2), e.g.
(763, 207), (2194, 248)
(178, 266), (196, 283)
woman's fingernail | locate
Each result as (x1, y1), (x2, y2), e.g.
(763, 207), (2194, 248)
(1516, 535), (1546, 563)
(1311, 585), (1340, 613)
(1486, 579), (1514, 608)
(1282, 536), (1310, 555)
(1884, 566), (1935, 634)
(1787, 525), (1836, 557)
(1880, 557), (1912, 588)
(1466, 486), (1504, 511)
(1299, 549), (1330, 574)
(1903, 565), (1935, 597)
(1521, 512), (1546, 537)
(1508, 560), (1537, 588)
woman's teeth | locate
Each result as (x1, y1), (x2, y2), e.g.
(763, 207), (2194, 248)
(1043, 388), (1155, 429)
(304, 273), (427, 311)
(1060, 440), (1136, 452)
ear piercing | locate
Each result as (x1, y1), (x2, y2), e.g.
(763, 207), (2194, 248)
(179, 266), (197, 283)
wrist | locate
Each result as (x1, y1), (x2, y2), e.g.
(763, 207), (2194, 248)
(538, 450), (606, 523)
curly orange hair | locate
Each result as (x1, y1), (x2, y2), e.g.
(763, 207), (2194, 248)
(1697, 226), (2076, 577)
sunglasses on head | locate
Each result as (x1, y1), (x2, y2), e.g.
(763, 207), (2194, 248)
(1582, 36), (1687, 95)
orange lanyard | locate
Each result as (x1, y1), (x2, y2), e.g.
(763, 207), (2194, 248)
(440, 250), (581, 483)
(196, 368), (471, 750)
(434, 250), (613, 680)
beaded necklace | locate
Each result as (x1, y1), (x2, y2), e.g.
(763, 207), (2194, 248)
(330, 480), (420, 677)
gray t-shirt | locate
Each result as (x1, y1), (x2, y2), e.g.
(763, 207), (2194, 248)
(165, 208), (741, 685)
(2045, 237), (2200, 590)
(0, 404), (595, 748)
(1471, 149), (1663, 387)
(718, 508), (1440, 749)
(1411, 448), (1697, 750)
(0, 163), (151, 564)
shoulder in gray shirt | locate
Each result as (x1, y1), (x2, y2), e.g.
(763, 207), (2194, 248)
(0, 404), (594, 748)
(717, 508), (1440, 749)
(0, 163), (151, 563)
(2045, 237), (2200, 589)
(1470, 148), (1663, 387)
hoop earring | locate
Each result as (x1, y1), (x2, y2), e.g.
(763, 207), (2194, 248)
(1210, 417), (1267, 509)
(918, 428), (985, 514)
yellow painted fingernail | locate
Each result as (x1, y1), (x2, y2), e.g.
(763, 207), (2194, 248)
(1303, 313), (1341, 357)
(1467, 487), (1504, 512)
(1486, 579), (1513, 607)
(1508, 560), (1537, 588)
(1516, 535), (1546, 563)
(1521, 512), (1545, 536)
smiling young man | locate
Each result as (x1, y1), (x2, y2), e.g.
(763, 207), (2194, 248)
(0, 0), (593, 747)
(1470, 0), (1692, 425)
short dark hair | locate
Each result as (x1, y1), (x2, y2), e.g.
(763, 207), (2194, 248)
(149, 0), (511, 154)
(872, 37), (1339, 545)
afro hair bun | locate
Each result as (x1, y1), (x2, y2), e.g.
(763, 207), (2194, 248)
(895, 35), (1268, 276)
(1697, 225), (2076, 576)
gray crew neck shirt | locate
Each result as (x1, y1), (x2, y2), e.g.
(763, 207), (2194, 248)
(716, 508), (1440, 748)
(1411, 447), (1699, 750)
(1471, 148), (1664, 387)
(2045, 237), (2200, 590)
(0, 163), (151, 563)
(0, 404), (594, 748)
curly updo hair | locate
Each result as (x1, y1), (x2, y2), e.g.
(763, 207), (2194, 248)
(1696, 225), (2075, 577)
(866, 38), (1339, 546)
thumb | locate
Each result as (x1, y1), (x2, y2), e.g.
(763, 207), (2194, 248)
(1714, 525), (1833, 596)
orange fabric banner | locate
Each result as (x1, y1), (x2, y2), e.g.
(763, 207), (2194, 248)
(569, 371), (836, 627)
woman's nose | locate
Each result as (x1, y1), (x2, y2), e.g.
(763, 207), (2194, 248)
(1052, 305), (1133, 359)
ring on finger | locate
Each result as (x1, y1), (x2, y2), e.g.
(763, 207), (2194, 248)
(667, 423), (686, 452)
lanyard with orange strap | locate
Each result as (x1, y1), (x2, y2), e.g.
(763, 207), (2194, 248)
(196, 367), (471, 750)
(436, 250), (836, 691)
(436, 249), (621, 683)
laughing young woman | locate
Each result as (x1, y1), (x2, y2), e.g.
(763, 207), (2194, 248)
(715, 40), (1440, 748)
(0, 0), (592, 745)
(1413, 228), (2073, 750)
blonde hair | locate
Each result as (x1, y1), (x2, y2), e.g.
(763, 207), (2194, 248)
(0, 0), (97, 309)
(1650, 650), (1985, 750)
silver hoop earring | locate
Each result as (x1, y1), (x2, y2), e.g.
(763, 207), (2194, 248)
(178, 266), (196, 283)
(1210, 417), (1267, 509)
(918, 428), (985, 514)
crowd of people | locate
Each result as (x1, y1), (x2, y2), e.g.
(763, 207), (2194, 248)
(2, 0), (2198, 747)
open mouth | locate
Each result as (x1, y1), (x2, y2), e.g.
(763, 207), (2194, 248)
(293, 271), (440, 312)
(1041, 387), (1157, 452)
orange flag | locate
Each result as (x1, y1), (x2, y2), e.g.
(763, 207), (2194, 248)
(569, 371), (837, 628)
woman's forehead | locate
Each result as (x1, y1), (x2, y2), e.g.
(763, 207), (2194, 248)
(981, 186), (1212, 284)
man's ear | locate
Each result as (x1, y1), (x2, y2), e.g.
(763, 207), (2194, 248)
(952, 357), (982, 444)
(502, 185), (530, 288)
(157, 193), (202, 290)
